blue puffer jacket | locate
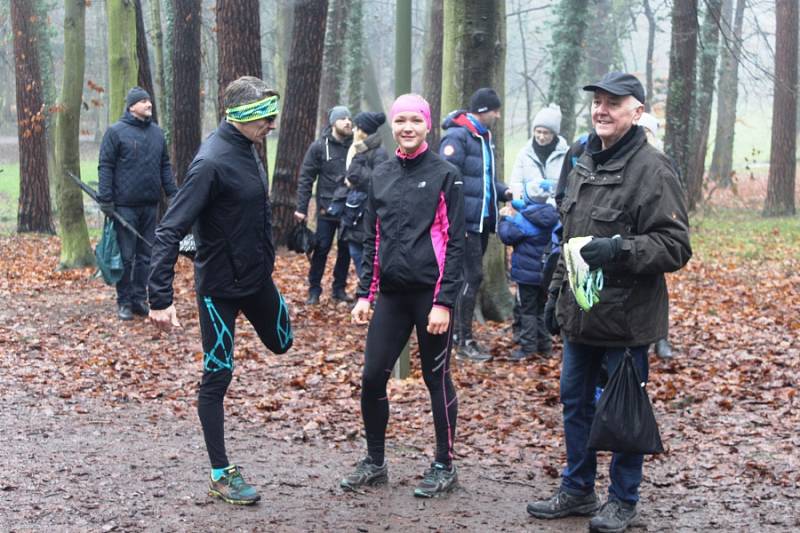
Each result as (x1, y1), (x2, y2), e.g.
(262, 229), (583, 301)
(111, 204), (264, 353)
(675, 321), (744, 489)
(440, 111), (508, 233)
(498, 201), (559, 285)
(98, 111), (176, 206)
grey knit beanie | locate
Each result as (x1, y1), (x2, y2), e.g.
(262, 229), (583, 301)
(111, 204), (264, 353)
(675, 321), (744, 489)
(532, 103), (562, 135)
(328, 105), (351, 125)
(126, 86), (151, 109)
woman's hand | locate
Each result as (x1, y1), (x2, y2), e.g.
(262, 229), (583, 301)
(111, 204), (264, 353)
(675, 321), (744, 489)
(427, 305), (450, 335)
(351, 298), (371, 324)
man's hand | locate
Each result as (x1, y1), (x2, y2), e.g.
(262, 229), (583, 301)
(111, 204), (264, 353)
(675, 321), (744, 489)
(99, 201), (115, 217)
(544, 290), (560, 335)
(149, 304), (181, 332)
(351, 298), (371, 324)
(294, 211), (306, 222)
(427, 305), (450, 335)
(580, 236), (622, 270)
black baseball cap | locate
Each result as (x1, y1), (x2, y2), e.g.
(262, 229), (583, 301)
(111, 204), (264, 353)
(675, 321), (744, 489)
(583, 72), (645, 104)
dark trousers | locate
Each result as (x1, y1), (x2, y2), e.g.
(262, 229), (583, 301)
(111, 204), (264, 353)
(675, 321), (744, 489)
(115, 205), (156, 305)
(308, 217), (350, 295)
(197, 279), (293, 468)
(560, 340), (649, 503)
(455, 227), (490, 342)
(361, 290), (457, 465)
(512, 283), (551, 352)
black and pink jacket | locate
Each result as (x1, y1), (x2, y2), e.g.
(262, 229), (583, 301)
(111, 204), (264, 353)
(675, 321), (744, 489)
(356, 145), (465, 308)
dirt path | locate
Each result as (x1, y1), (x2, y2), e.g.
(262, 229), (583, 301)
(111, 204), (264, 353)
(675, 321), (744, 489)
(2, 236), (798, 532)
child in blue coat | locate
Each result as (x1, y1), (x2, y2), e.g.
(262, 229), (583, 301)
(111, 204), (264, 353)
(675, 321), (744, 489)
(498, 181), (559, 360)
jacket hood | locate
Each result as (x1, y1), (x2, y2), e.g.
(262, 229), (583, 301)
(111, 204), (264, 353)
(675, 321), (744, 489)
(523, 135), (569, 163)
(520, 202), (559, 229)
(321, 125), (352, 146)
(441, 110), (480, 135)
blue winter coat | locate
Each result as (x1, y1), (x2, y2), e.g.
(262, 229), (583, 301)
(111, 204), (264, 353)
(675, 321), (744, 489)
(498, 201), (559, 285)
(98, 111), (176, 206)
(440, 111), (508, 233)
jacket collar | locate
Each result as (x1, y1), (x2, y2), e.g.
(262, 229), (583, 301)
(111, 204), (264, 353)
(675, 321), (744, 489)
(216, 119), (253, 148)
(396, 142), (429, 167)
(582, 126), (646, 172)
(120, 110), (151, 128)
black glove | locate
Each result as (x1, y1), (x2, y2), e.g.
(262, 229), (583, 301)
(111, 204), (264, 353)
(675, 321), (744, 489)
(580, 236), (622, 270)
(99, 201), (115, 217)
(544, 290), (560, 335)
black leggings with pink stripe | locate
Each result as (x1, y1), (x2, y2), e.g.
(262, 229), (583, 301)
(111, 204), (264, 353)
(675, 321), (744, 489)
(361, 289), (458, 466)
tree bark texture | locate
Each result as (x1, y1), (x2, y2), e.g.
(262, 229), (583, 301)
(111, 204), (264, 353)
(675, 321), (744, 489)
(56, 0), (93, 268)
(345, 0), (364, 113)
(546, 0), (590, 142)
(107, 0), (139, 119)
(764, 0), (798, 216)
(162, 0), (176, 146)
(317, 0), (348, 133)
(442, 0), (511, 321)
(134, 0), (158, 124)
(12, 0), (54, 234)
(664, 0), (698, 193)
(686, 0), (722, 211)
(270, 0), (328, 246)
(422, 0), (444, 150)
(709, 0), (744, 187)
(643, 0), (657, 112)
(171, 0), (202, 186)
(149, 0), (168, 128)
(34, 0), (58, 199)
(216, 0), (262, 121)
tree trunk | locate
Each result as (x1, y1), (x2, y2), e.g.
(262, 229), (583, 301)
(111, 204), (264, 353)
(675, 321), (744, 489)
(162, 0), (175, 147)
(686, 0), (723, 211)
(216, 0), (262, 121)
(395, 0), (412, 96)
(708, 0), (744, 187)
(364, 51), (395, 150)
(34, 0), (58, 203)
(274, 0), (294, 99)
(515, 0), (532, 138)
(134, 0), (158, 124)
(149, 0), (168, 128)
(317, 0), (349, 133)
(171, 0), (202, 186)
(11, 0), (54, 234)
(663, 0), (698, 192)
(643, 0), (657, 112)
(442, 0), (512, 322)
(107, 0), (139, 119)
(56, 0), (93, 268)
(270, 0), (328, 246)
(422, 0), (444, 150)
(764, 0), (798, 217)
(345, 0), (364, 113)
(546, 0), (590, 142)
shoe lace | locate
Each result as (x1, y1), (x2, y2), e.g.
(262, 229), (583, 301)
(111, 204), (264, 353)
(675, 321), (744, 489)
(600, 499), (622, 518)
(422, 464), (448, 485)
(224, 466), (246, 489)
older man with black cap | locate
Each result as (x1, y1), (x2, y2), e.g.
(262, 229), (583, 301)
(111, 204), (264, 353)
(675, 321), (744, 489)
(440, 87), (512, 362)
(527, 72), (691, 533)
(295, 105), (354, 304)
(98, 86), (177, 321)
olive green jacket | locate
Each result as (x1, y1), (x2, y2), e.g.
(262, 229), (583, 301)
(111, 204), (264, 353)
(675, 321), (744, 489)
(550, 127), (691, 346)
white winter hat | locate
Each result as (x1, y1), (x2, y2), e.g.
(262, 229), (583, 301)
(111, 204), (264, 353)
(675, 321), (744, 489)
(533, 103), (562, 135)
(638, 112), (659, 137)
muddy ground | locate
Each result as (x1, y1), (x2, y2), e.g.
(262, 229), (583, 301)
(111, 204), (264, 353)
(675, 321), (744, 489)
(1, 236), (798, 532)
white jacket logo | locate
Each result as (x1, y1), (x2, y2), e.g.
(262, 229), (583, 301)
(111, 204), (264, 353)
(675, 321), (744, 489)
(417, 181), (426, 188)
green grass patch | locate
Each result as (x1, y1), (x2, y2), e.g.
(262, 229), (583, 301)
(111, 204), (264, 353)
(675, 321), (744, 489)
(691, 208), (800, 262)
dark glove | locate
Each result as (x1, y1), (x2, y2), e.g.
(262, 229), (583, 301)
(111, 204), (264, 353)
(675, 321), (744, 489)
(580, 236), (622, 270)
(99, 201), (115, 217)
(544, 290), (560, 335)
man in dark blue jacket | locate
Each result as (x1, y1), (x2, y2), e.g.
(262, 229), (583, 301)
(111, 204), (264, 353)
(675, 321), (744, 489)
(149, 76), (293, 506)
(440, 88), (511, 362)
(98, 87), (176, 320)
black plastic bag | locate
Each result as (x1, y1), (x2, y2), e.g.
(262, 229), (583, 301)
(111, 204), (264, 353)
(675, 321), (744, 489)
(288, 222), (317, 258)
(588, 350), (664, 454)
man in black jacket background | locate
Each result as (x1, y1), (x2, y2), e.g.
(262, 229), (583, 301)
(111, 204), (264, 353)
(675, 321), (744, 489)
(294, 106), (354, 304)
(98, 86), (176, 320)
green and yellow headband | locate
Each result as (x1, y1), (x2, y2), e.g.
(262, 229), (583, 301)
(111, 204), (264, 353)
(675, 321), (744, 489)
(226, 95), (279, 123)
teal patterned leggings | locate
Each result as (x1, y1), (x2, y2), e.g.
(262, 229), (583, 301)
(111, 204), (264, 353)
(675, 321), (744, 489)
(196, 278), (292, 468)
